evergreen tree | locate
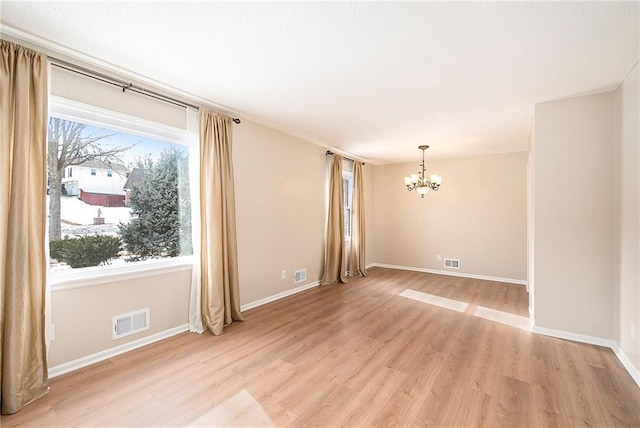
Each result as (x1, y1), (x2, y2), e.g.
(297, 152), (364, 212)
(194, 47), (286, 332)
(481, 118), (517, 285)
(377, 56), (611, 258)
(119, 147), (192, 261)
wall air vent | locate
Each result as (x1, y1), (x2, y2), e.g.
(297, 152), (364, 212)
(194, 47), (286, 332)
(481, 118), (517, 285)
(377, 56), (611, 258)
(294, 269), (307, 284)
(113, 308), (149, 340)
(444, 258), (460, 269)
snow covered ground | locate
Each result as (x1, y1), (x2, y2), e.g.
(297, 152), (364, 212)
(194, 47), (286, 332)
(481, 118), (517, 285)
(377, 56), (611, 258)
(46, 195), (132, 238)
(60, 195), (131, 226)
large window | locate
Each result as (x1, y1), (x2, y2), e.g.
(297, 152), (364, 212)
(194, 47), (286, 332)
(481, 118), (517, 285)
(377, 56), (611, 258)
(47, 99), (192, 273)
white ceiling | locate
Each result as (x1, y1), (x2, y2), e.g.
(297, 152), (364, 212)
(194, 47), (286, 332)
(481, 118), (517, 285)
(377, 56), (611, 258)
(1, 1), (638, 164)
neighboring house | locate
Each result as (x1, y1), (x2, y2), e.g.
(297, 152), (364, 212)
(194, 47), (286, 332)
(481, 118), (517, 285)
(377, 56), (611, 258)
(122, 167), (146, 207)
(62, 160), (128, 207)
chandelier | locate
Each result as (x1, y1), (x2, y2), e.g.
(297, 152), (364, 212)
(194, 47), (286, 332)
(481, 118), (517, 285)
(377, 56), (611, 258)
(404, 145), (442, 198)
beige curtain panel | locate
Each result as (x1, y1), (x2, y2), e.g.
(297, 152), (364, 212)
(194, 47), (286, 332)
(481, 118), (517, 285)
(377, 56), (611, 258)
(321, 155), (347, 285)
(199, 109), (244, 335)
(0, 40), (49, 414)
(348, 161), (367, 277)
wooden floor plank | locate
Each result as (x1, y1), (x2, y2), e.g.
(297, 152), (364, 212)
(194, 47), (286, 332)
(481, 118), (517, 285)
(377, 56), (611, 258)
(2, 267), (639, 427)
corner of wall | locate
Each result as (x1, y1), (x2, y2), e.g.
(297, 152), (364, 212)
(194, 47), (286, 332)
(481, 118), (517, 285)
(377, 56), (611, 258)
(612, 61), (640, 381)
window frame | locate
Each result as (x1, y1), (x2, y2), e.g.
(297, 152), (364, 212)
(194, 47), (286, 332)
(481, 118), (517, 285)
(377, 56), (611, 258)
(48, 96), (194, 289)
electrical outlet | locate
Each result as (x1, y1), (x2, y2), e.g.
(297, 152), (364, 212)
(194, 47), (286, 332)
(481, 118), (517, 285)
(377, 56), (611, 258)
(281, 270), (286, 280)
(631, 323), (637, 341)
(436, 254), (442, 262)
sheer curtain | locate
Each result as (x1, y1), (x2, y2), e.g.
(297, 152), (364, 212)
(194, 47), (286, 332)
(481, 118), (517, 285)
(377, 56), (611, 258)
(348, 161), (367, 277)
(0, 40), (49, 414)
(321, 155), (348, 284)
(186, 107), (203, 333)
(197, 109), (244, 335)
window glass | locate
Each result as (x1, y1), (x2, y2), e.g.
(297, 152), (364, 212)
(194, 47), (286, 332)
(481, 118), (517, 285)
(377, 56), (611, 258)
(47, 115), (192, 271)
(343, 172), (353, 240)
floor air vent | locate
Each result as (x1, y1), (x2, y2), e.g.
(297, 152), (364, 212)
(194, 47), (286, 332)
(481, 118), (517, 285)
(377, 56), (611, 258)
(294, 269), (307, 284)
(444, 258), (460, 269)
(113, 308), (149, 340)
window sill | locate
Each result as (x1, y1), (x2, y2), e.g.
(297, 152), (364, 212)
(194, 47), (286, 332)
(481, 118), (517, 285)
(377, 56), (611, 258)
(50, 256), (194, 291)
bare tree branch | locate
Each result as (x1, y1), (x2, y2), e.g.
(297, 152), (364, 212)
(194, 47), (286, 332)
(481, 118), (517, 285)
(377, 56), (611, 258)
(48, 117), (133, 241)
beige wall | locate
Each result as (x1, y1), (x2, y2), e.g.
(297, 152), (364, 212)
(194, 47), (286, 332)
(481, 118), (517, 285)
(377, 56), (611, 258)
(233, 121), (326, 304)
(233, 121), (376, 304)
(533, 92), (615, 339)
(51, 67), (187, 129)
(373, 152), (528, 281)
(49, 268), (191, 367)
(363, 163), (377, 266)
(614, 63), (639, 370)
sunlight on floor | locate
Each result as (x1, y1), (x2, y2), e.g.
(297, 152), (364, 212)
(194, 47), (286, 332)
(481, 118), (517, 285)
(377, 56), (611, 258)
(186, 389), (275, 427)
(472, 305), (531, 331)
(400, 289), (531, 331)
(399, 289), (469, 312)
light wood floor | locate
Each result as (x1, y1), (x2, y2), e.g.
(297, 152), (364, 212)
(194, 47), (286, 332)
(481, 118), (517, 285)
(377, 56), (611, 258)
(3, 267), (639, 427)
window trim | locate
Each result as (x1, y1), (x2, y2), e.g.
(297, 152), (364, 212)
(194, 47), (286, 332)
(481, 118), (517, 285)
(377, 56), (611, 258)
(49, 95), (187, 144)
(50, 256), (194, 291)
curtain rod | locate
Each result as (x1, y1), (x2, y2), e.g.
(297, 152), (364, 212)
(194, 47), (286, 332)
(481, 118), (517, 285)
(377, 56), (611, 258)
(49, 57), (241, 124)
(326, 150), (365, 165)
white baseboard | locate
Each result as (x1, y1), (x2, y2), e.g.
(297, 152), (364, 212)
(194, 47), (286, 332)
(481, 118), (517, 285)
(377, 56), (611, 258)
(48, 324), (189, 378)
(532, 326), (616, 348)
(240, 281), (321, 312)
(370, 263), (527, 286)
(533, 325), (640, 387)
(613, 346), (640, 387)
